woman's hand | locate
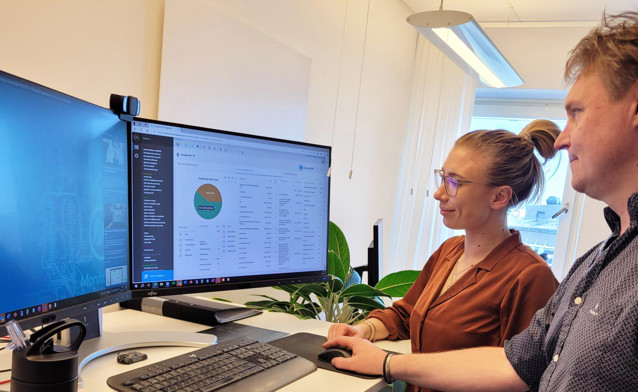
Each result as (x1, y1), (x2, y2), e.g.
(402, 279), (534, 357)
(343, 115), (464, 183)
(327, 322), (367, 340)
(322, 336), (388, 375)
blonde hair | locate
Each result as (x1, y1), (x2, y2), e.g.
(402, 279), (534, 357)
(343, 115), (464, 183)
(455, 119), (561, 207)
(565, 12), (638, 101)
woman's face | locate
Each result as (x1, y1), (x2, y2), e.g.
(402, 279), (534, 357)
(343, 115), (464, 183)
(434, 145), (496, 232)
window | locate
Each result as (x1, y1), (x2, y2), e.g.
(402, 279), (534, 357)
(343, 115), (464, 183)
(469, 117), (569, 269)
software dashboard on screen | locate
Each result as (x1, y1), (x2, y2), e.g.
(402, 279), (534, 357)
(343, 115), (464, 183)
(129, 119), (331, 295)
(0, 68), (331, 340)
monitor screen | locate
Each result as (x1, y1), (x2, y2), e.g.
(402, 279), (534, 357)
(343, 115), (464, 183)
(0, 71), (130, 334)
(129, 118), (330, 297)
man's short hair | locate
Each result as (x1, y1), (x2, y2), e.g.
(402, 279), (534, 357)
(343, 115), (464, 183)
(565, 12), (638, 101)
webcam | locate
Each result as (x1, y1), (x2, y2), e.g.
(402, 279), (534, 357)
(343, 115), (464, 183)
(109, 94), (140, 121)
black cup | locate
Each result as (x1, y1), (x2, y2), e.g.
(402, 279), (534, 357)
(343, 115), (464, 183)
(11, 319), (86, 392)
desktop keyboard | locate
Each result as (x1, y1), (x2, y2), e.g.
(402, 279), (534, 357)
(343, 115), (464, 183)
(106, 336), (317, 392)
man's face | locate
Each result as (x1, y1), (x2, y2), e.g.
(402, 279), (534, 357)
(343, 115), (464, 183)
(555, 72), (638, 204)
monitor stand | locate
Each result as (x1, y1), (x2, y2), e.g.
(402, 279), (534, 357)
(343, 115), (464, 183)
(119, 294), (262, 325)
(74, 309), (216, 389)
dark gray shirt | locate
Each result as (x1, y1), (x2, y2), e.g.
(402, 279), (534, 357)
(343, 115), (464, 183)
(505, 193), (638, 391)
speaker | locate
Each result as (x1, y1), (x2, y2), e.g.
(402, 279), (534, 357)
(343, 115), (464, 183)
(109, 94), (140, 118)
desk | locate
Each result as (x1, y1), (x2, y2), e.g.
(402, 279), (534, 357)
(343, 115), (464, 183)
(1, 299), (410, 392)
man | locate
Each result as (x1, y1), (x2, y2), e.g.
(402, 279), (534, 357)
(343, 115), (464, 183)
(324, 11), (638, 391)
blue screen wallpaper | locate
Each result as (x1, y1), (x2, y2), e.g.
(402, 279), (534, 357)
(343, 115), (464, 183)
(0, 73), (129, 315)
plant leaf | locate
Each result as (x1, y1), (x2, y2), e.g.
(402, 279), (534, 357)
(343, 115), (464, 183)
(265, 306), (306, 317)
(344, 267), (361, 288)
(295, 283), (329, 299)
(375, 270), (420, 297)
(248, 294), (280, 301)
(242, 221), (418, 324)
(341, 283), (390, 299)
(244, 299), (293, 310)
(291, 302), (321, 319)
(328, 251), (348, 282)
(274, 284), (303, 294)
(328, 221), (350, 272)
(344, 295), (386, 311)
(327, 275), (344, 293)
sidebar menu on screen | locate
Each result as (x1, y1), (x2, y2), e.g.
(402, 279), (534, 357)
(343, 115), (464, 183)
(131, 131), (175, 282)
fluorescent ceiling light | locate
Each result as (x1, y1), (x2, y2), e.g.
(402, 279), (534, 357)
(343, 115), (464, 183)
(407, 10), (523, 88)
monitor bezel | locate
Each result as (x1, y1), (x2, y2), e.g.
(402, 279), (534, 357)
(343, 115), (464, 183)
(127, 117), (331, 299)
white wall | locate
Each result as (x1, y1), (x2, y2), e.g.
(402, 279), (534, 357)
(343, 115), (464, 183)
(0, 0), (418, 273)
(484, 23), (611, 270)
(164, 0), (418, 269)
(0, 0), (164, 118)
(0, 1), (609, 279)
(484, 24), (594, 90)
(159, 0), (313, 141)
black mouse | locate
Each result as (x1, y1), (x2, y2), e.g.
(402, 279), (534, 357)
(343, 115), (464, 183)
(317, 346), (353, 362)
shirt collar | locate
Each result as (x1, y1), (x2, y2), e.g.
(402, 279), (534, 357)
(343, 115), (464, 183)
(603, 192), (638, 235)
(476, 230), (523, 272)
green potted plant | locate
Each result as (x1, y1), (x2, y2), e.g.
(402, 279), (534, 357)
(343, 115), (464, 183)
(245, 222), (420, 324)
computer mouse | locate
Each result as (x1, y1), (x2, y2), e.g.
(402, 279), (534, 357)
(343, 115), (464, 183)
(317, 346), (353, 362)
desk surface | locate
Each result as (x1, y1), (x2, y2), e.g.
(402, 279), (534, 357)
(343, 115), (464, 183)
(1, 297), (410, 392)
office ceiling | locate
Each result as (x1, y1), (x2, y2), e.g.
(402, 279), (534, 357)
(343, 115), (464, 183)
(401, 0), (637, 23)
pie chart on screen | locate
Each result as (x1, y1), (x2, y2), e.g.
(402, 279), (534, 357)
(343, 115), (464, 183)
(194, 184), (222, 219)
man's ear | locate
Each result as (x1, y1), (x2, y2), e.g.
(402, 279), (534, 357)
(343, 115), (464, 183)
(491, 186), (513, 210)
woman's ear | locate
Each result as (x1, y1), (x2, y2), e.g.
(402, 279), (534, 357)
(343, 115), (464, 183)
(629, 79), (638, 129)
(491, 186), (513, 210)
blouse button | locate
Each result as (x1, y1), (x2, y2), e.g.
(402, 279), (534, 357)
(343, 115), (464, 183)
(553, 354), (559, 362)
(574, 297), (583, 305)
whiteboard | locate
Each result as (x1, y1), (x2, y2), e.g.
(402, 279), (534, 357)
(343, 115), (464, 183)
(159, 0), (311, 141)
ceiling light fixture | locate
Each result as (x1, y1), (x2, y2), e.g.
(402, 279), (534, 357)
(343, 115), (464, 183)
(406, 9), (523, 88)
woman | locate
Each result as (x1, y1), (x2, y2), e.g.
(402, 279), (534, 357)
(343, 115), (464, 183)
(326, 120), (561, 392)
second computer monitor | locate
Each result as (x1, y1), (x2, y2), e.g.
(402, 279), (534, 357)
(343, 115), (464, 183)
(129, 118), (331, 297)
(0, 70), (130, 337)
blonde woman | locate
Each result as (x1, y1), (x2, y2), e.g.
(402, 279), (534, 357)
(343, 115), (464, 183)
(328, 120), (561, 392)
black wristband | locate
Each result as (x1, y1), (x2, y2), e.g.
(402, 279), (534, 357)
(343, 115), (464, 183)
(382, 353), (395, 384)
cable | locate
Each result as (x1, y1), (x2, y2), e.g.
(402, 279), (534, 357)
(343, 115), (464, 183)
(327, 0), (350, 178)
(349, 0), (371, 179)
(330, 0), (350, 148)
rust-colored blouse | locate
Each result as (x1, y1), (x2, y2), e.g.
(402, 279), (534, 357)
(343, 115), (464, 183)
(368, 231), (558, 392)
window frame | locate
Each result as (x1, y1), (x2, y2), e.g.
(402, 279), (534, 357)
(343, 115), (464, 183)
(469, 95), (576, 280)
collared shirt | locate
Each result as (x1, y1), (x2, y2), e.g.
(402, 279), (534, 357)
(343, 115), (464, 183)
(369, 231), (558, 392)
(505, 193), (638, 391)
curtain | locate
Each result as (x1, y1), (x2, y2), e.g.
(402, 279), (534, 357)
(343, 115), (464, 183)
(388, 35), (478, 273)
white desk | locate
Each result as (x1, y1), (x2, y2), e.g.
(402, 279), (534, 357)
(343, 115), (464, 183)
(1, 300), (410, 392)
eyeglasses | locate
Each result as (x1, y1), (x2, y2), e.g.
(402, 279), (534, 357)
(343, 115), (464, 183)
(433, 169), (479, 197)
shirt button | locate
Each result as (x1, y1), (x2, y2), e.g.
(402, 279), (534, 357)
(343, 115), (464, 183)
(574, 297), (582, 305)
(553, 354), (559, 362)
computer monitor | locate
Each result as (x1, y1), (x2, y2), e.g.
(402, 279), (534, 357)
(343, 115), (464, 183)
(127, 118), (331, 302)
(0, 70), (331, 373)
(354, 219), (383, 286)
(367, 219), (383, 287)
(0, 70), (130, 338)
